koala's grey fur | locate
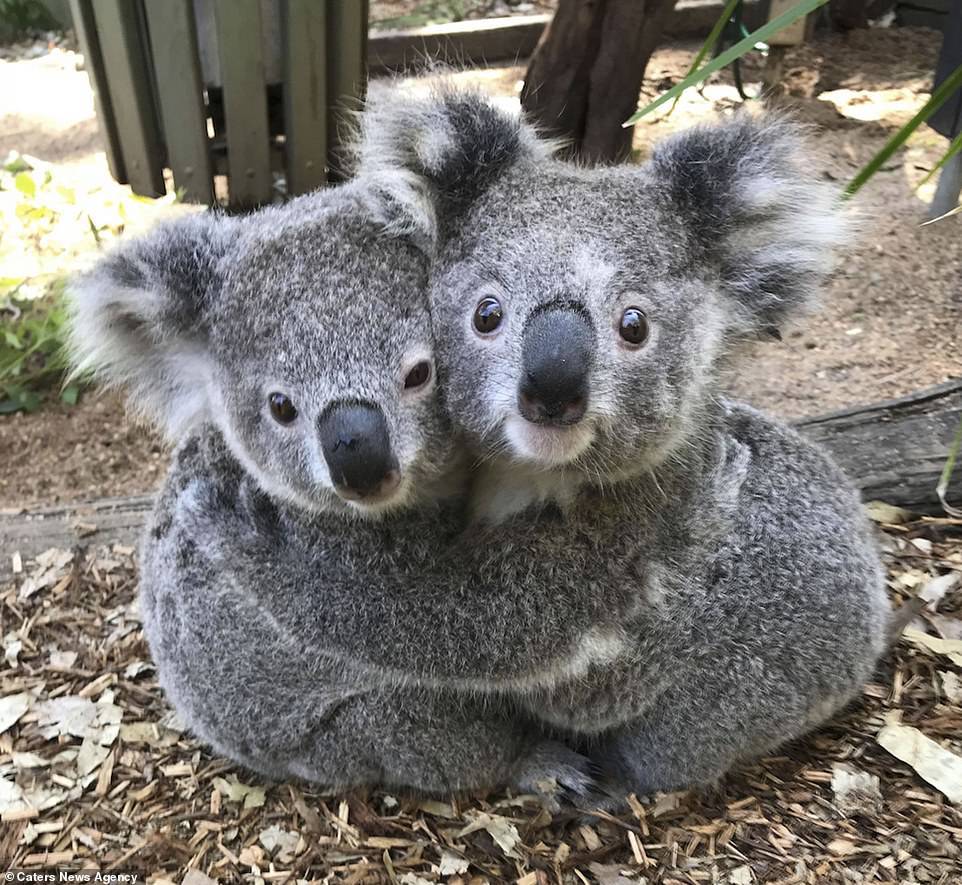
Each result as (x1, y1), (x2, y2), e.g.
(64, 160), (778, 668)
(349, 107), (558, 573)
(356, 85), (849, 518)
(69, 85), (890, 803)
(349, 86), (890, 792)
(67, 174), (661, 799)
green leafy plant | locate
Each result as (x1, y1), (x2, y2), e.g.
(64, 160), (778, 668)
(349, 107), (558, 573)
(0, 279), (78, 414)
(0, 0), (58, 39)
(370, 0), (471, 30)
(0, 152), (178, 413)
(623, 0), (830, 124)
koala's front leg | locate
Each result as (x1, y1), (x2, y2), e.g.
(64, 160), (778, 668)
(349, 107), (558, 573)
(142, 513), (602, 803)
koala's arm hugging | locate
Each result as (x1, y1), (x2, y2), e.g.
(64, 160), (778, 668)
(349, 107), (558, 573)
(160, 422), (702, 690)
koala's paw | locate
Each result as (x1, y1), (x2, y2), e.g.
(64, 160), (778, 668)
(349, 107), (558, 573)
(514, 742), (609, 814)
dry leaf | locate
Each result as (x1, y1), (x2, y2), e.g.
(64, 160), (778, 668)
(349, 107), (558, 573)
(940, 671), (962, 703)
(437, 849), (470, 876)
(258, 824), (300, 862)
(213, 775), (266, 809)
(919, 572), (961, 608)
(864, 501), (914, 525)
(830, 763), (883, 816)
(729, 866), (753, 885)
(827, 838), (858, 856)
(76, 737), (110, 777)
(928, 613), (962, 641)
(120, 721), (180, 748)
(0, 692), (31, 734)
(902, 627), (962, 666)
(11, 752), (48, 769)
(589, 862), (647, 885)
(35, 696), (97, 740)
(48, 649), (78, 670)
(418, 799), (455, 817)
(457, 811), (521, 858)
(877, 723), (962, 803)
(181, 872), (218, 885)
(4, 633), (22, 668)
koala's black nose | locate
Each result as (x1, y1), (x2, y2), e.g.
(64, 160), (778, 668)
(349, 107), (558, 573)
(319, 402), (401, 501)
(519, 306), (593, 426)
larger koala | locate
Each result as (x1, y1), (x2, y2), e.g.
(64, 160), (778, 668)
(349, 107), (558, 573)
(343, 85), (892, 794)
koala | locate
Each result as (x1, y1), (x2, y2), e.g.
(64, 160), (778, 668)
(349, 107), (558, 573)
(347, 85), (891, 794)
(356, 85), (848, 518)
(67, 176), (651, 801)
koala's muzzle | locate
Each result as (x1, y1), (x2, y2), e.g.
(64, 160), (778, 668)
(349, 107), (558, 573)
(519, 307), (593, 426)
(319, 402), (401, 501)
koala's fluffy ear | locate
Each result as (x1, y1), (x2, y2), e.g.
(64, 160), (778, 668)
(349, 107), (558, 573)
(68, 211), (232, 439)
(356, 82), (552, 218)
(650, 114), (848, 335)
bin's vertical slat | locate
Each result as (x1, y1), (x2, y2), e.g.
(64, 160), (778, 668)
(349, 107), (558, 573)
(282, 0), (328, 195)
(68, 0), (127, 184)
(143, 0), (213, 204)
(326, 0), (368, 181)
(90, 0), (166, 196)
(213, 0), (272, 206)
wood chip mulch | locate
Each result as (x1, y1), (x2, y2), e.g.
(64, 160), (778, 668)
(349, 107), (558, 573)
(2, 518), (961, 884)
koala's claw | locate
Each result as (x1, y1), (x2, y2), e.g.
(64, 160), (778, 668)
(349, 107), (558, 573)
(514, 742), (609, 814)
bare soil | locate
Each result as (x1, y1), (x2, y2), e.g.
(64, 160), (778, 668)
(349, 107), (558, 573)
(1, 25), (960, 509)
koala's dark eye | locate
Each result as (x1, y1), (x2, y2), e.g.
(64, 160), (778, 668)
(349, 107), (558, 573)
(268, 392), (298, 424)
(473, 297), (503, 334)
(404, 361), (432, 390)
(619, 307), (650, 347)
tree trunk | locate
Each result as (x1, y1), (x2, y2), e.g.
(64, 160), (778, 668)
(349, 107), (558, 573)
(521, 0), (676, 165)
(830, 0), (869, 30)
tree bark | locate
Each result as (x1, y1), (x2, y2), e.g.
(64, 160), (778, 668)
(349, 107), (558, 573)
(830, 0), (869, 30)
(521, 0), (676, 165)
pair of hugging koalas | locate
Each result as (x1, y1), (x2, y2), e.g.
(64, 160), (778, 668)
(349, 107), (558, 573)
(69, 85), (890, 806)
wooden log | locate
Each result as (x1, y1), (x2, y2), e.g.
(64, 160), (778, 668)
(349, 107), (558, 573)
(795, 378), (962, 514)
(521, 0), (678, 165)
(2, 381), (960, 581)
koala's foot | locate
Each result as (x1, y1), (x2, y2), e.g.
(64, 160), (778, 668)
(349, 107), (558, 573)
(513, 742), (609, 813)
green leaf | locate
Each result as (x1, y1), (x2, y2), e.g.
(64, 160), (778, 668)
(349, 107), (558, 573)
(915, 128), (962, 193)
(60, 384), (80, 406)
(14, 172), (36, 200)
(846, 61), (962, 198)
(937, 416), (962, 517)
(4, 330), (22, 349)
(667, 0), (744, 117)
(4, 155), (32, 174)
(624, 0), (831, 125)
